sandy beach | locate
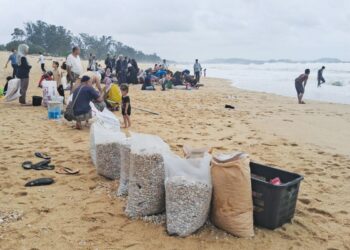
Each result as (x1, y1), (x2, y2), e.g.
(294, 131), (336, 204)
(0, 52), (349, 250)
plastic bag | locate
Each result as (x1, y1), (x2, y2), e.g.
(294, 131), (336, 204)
(126, 134), (170, 218)
(4, 79), (21, 102)
(90, 102), (120, 129)
(211, 152), (254, 238)
(183, 145), (212, 159)
(164, 153), (212, 237)
(91, 122), (125, 179)
(42, 80), (58, 107)
(117, 136), (132, 196)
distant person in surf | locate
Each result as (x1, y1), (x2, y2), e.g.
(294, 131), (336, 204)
(317, 66), (326, 87)
(193, 59), (202, 83)
(295, 69), (310, 104)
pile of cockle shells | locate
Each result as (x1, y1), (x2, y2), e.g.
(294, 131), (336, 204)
(126, 152), (165, 218)
(96, 142), (123, 180)
(165, 176), (212, 237)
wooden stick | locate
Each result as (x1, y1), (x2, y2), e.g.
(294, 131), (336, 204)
(133, 107), (159, 115)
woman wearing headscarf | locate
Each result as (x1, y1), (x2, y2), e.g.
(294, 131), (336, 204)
(16, 44), (32, 105)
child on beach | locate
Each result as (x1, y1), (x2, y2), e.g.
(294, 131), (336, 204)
(120, 84), (131, 128)
(52, 61), (64, 101)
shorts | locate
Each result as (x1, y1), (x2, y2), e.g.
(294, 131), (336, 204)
(295, 81), (304, 95)
(74, 111), (92, 122)
(122, 106), (131, 116)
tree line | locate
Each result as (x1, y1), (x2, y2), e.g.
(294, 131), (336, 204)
(0, 20), (162, 62)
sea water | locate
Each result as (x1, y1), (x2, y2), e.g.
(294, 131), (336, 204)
(177, 63), (350, 105)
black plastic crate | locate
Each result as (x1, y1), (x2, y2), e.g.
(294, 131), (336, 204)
(250, 162), (304, 230)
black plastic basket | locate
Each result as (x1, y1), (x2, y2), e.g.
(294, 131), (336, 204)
(250, 162), (304, 230)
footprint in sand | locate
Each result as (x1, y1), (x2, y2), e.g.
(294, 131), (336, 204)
(307, 207), (334, 218)
(299, 198), (311, 205)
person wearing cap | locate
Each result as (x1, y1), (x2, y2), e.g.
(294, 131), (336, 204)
(72, 75), (103, 130)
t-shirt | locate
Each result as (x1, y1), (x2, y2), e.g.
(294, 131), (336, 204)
(295, 74), (308, 84)
(66, 54), (83, 75)
(73, 85), (99, 116)
(39, 55), (45, 64)
(122, 95), (131, 112)
(9, 53), (17, 65)
(318, 69), (324, 79)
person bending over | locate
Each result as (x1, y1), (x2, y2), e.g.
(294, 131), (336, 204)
(72, 75), (103, 130)
(120, 84), (131, 128)
(295, 69), (310, 104)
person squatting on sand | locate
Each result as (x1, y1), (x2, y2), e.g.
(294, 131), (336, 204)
(295, 69), (310, 104)
(72, 75), (103, 130)
(120, 84), (131, 128)
(16, 44), (32, 105)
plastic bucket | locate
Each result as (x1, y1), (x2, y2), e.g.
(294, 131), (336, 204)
(32, 96), (43, 106)
(48, 101), (62, 119)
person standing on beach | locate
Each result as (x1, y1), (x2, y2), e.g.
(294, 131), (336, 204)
(203, 68), (207, 77)
(66, 46), (83, 92)
(4, 49), (18, 78)
(16, 44), (32, 105)
(38, 52), (46, 73)
(295, 69), (310, 104)
(317, 66), (326, 87)
(193, 59), (202, 83)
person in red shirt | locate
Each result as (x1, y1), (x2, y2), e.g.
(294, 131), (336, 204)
(295, 69), (310, 104)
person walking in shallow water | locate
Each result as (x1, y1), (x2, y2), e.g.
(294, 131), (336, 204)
(317, 66), (326, 87)
(295, 69), (310, 104)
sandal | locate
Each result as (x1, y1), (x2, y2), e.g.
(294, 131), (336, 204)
(55, 167), (80, 175)
(21, 160), (55, 170)
(35, 152), (51, 160)
(25, 178), (55, 187)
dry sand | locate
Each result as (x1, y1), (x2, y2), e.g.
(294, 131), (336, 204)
(0, 52), (349, 250)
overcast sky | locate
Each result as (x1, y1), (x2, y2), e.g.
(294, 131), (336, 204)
(0, 0), (350, 61)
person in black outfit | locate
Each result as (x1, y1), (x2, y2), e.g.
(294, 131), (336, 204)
(16, 44), (32, 105)
(104, 54), (112, 71)
(120, 84), (131, 128)
(317, 66), (326, 87)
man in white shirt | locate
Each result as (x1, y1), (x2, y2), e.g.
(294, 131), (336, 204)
(66, 46), (83, 92)
(38, 52), (46, 72)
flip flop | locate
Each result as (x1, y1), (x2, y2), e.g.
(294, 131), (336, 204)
(35, 152), (51, 160)
(25, 178), (55, 187)
(21, 160), (54, 170)
(225, 104), (235, 109)
(55, 167), (80, 175)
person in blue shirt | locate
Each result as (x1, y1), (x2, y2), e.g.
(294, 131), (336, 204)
(4, 49), (18, 78)
(72, 75), (103, 130)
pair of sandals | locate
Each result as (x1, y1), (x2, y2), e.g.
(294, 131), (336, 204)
(22, 152), (54, 170)
(22, 152), (79, 175)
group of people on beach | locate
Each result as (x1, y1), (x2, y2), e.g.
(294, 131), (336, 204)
(3, 43), (209, 131)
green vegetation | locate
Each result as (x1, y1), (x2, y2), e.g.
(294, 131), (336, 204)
(0, 20), (161, 62)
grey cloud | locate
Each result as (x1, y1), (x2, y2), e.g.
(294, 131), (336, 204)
(0, 0), (349, 61)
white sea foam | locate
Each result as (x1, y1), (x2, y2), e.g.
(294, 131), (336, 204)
(177, 63), (350, 105)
